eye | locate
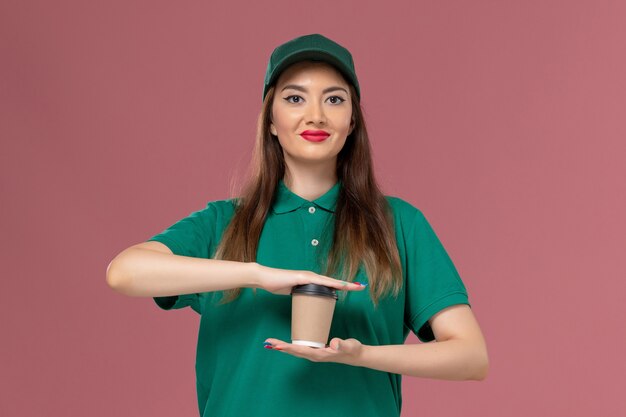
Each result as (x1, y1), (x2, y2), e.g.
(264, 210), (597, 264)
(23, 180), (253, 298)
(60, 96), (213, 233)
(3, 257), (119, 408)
(284, 95), (303, 104)
(328, 96), (346, 104)
(283, 95), (346, 105)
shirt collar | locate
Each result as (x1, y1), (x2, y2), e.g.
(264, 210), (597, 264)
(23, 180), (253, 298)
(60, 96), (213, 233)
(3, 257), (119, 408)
(272, 179), (341, 214)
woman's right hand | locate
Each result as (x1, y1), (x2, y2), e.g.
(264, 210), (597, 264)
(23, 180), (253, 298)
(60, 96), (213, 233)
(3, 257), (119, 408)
(251, 262), (366, 296)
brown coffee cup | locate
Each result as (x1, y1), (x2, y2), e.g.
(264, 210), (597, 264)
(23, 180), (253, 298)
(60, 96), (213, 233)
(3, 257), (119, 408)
(290, 284), (338, 348)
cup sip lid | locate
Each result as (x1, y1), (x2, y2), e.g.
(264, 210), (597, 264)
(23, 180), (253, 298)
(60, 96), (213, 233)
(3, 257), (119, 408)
(291, 283), (338, 300)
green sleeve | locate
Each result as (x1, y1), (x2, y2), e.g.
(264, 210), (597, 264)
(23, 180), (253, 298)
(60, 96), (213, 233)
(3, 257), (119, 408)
(404, 208), (470, 342)
(146, 202), (214, 314)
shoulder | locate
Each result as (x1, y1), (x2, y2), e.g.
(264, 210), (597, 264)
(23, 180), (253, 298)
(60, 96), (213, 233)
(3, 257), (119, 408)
(203, 198), (238, 220)
(383, 195), (427, 230)
(205, 197), (237, 211)
(172, 198), (237, 229)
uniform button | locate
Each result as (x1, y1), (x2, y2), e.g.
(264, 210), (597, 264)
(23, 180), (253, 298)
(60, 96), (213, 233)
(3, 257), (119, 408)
(311, 239), (319, 246)
(308, 206), (316, 214)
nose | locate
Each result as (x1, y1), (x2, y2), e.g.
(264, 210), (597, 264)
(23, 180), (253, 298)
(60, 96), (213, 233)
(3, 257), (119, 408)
(305, 100), (327, 125)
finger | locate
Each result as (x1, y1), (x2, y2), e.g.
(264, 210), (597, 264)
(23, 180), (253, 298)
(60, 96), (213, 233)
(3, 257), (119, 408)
(329, 338), (342, 351)
(321, 279), (367, 291)
(347, 283), (368, 291)
(275, 343), (334, 360)
(264, 338), (286, 349)
(332, 280), (367, 291)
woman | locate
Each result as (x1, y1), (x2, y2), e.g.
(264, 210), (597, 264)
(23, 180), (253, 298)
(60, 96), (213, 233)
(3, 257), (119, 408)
(107, 33), (489, 417)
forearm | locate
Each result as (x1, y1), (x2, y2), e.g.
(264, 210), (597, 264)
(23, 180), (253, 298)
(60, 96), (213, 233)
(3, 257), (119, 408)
(354, 339), (489, 381)
(107, 248), (259, 297)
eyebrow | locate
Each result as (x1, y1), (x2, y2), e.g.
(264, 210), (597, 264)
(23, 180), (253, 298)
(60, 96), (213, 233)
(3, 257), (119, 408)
(280, 84), (349, 95)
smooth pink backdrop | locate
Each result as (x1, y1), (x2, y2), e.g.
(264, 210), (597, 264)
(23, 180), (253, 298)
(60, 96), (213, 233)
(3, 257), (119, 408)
(2, 1), (624, 416)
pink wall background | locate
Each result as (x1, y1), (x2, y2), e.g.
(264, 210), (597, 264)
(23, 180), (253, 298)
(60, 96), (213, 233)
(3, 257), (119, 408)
(2, 1), (624, 416)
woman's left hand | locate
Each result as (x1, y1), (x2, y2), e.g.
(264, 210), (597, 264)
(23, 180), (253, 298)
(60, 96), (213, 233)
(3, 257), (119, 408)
(264, 337), (364, 365)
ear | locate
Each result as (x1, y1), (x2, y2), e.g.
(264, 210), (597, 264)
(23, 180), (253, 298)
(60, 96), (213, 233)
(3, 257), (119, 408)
(270, 123), (277, 136)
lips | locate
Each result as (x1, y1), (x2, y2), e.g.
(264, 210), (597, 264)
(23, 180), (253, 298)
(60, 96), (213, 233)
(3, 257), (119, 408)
(300, 130), (330, 142)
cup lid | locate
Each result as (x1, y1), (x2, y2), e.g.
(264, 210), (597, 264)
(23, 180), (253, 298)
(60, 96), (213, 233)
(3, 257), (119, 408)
(291, 284), (338, 299)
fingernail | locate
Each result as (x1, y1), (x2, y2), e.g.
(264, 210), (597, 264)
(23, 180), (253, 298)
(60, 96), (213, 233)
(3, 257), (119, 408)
(263, 342), (274, 349)
(356, 282), (368, 287)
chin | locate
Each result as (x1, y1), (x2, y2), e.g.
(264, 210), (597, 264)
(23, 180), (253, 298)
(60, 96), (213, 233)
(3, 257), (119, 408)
(294, 153), (339, 164)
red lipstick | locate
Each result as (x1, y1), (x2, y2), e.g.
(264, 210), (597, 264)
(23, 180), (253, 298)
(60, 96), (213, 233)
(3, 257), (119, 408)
(300, 130), (330, 142)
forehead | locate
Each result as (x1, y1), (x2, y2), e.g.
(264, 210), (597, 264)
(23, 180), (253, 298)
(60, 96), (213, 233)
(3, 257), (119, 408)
(275, 61), (348, 87)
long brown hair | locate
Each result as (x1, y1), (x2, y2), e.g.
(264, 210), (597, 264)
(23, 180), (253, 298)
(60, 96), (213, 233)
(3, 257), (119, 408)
(213, 75), (403, 308)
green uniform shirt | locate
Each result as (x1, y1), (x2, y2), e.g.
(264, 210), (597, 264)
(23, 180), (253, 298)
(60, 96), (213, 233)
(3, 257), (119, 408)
(147, 179), (470, 417)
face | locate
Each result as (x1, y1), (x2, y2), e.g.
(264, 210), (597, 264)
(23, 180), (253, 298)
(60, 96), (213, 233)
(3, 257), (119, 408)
(270, 61), (354, 171)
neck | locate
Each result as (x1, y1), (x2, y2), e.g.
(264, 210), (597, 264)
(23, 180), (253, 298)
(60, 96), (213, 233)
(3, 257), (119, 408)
(282, 166), (338, 202)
